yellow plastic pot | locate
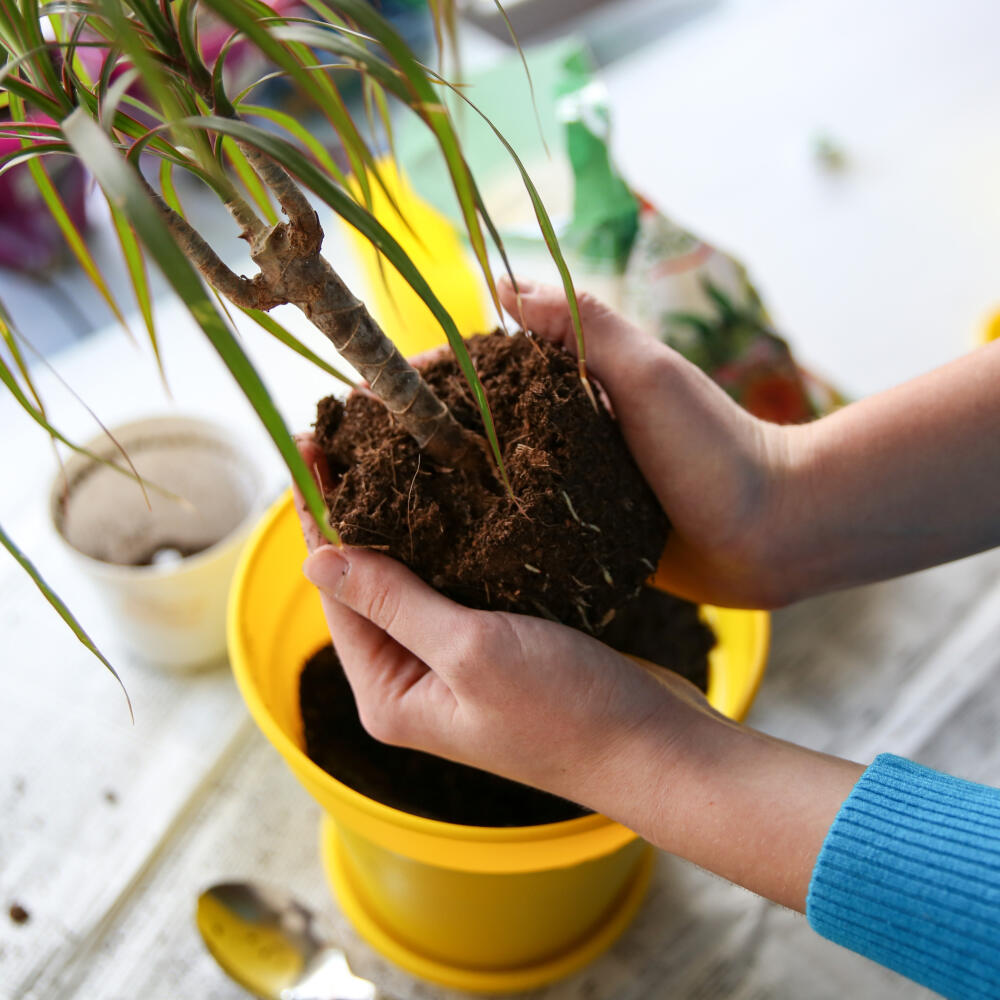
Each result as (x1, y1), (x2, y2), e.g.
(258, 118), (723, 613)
(981, 308), (1000, 345)
(228, 493), (769, 993)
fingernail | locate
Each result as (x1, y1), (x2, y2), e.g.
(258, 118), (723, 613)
(512, 276), (535, 294)
(303, 546), (349, 595)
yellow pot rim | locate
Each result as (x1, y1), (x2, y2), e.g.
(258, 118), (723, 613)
(228, 492), (770, 869)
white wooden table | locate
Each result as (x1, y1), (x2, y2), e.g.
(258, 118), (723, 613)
(3, 1), (1000, 997)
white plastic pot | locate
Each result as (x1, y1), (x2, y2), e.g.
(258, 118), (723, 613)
(50, 415), (265, 671)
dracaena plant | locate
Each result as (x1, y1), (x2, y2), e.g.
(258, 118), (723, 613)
(0, 0), (587, 703)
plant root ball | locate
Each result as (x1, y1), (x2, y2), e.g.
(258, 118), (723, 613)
(315, 330), (669, 634)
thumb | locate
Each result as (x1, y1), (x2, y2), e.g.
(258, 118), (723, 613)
(497, 275), (660, 386)
(303, 544), (467, 668)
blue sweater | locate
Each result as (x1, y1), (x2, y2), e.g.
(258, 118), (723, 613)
(807, 754), (1000, 999)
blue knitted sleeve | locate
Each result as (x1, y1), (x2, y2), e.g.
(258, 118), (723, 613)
(807, 753), (1000, 1000)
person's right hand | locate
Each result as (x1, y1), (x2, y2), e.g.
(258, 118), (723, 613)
(498, 277), (794, 608)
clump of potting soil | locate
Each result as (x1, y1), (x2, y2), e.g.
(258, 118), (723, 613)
(315, 330), (669, 633)
(299, 588), (714, 827)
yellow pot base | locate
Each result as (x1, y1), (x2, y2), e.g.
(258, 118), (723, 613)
(320, 815), (656, 994)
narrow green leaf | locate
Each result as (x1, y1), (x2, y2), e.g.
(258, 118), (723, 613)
(0, 522), (131, 718)
(0, 119), (62, 137)
(309, 0), (504, 322)
(108, 203), (158, 358)
(93, 0), (216, 176)
(0, 142), (74, 178)
(431, 74), (588, 377)
(2, 67), (70, 121)
(57, 9), (99, 89)
(221, 136), (278, 224)
(198, 0), (377, 207)
(489, 0), (549, 156)
(427, 0), (459, 79)
(370, 80), (398, 169)
(0, 351), (159, 502)
(0, 301), (48, 416)
(1, 313), (161, 508)
(99, 65), (140, 132)
(240, 307), (356, 387)
(238, 101), (348, 188)
(174, 0), (213, 93)
(0, 41), (65, 89)
(254, 23), (424, 245)
(16, 0), (63, 97)
(157, 155), (183, 218)
(13, 108), (134, 336)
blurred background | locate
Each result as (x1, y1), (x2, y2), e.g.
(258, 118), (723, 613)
(4, 4), (1000, 997)
(5, 0), (998, 398)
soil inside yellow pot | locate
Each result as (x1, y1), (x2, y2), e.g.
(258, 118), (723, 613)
(298, 583), (713, 828)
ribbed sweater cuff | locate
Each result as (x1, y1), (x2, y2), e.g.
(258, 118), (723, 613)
(807, 753), (1000, 1000)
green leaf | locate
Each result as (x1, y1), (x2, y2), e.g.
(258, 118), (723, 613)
(240, 307), (356, 387)
(5, 94), (134, 333)
(108, 202), (159, 361)
(316, 0), (504, 321)
(430, 72), (588, 377)
(0, 301), (48, 416)
(93, 0), (216, 176)
(221, 136), (279, 225)
(198, 0), (377, 207)
(0, 522), (132, 718)
(488, 0), (549, 156)
(0, 350), (158, 503)
(61, 109), (339, 545)
(174, 0), (213, 93)
(158, 155), (183, 214)
(238, 101), (349, 188)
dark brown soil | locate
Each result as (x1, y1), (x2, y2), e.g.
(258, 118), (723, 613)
(299, 587), (715, 827)
(600, 586), (714, 693)
(315, 330), (670, 633)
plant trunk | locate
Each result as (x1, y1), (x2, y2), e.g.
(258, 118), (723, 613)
(152, 167), (488, 477)
(251, 224), (483, 472)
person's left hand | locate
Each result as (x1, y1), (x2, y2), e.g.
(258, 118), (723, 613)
(291, 434), (721, 829)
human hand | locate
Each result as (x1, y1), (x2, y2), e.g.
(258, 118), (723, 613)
(498, 276), (794, 608)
